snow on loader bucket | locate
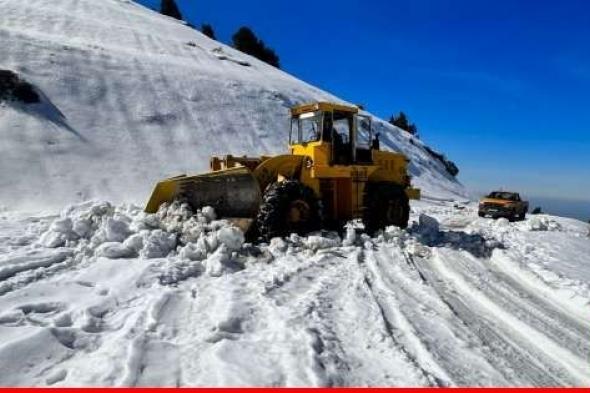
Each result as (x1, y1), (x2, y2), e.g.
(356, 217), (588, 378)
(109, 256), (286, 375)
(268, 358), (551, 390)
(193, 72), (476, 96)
(145, 166), (262, 231)
(145, 155), (305, 233)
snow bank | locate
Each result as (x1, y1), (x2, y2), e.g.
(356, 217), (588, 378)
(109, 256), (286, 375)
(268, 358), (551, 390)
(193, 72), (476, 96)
(38, 199), (406, 276)
(525, 215), (563, 232)
(37, 201), (246, 279)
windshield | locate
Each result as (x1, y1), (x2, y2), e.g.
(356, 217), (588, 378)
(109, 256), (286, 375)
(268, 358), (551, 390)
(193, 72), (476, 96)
(290, 111), (321, 144)
(487, 192), (518, 201)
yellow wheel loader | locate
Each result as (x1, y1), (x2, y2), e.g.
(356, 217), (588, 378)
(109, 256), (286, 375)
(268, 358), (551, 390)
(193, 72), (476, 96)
(145, 102), (420, 239)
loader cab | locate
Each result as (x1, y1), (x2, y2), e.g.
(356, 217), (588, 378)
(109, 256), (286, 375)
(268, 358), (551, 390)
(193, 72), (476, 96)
(289, 102), (373, 166)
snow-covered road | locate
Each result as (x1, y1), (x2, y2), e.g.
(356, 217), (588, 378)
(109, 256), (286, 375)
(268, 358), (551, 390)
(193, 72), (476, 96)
(0, 202), (588, 387)
(2, 0), (586, 386)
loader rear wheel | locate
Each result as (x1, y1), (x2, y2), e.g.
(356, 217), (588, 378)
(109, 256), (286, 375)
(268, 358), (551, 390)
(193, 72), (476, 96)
(256, 180), (322, 241)
(364, 182), (410, 235)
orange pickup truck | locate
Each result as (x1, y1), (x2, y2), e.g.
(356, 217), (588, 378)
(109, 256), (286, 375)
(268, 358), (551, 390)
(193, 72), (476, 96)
(478, 191), (528, 221)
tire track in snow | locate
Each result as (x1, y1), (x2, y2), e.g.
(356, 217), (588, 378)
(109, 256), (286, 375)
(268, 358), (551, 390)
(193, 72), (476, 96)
(363, 243), (511, 386)
(266, 248), (433, 386)
(0, 252), (77, 296)
(0, 215), (81, 296)
(0, 250), (73, 281)
(455, 251), (590, 361)
(493, 243), (590, 328)
(262, 252), (353, 386)
(419, 248), (590, 386)
(357, 246), (449, 387)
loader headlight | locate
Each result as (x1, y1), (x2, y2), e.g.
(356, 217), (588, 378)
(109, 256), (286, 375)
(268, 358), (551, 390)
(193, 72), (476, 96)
(305, 157), (313, 168)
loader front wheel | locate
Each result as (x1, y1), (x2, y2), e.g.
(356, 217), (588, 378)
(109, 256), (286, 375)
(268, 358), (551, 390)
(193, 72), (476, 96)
(364, 182), (410, 235)
(256, 180), (321, 241)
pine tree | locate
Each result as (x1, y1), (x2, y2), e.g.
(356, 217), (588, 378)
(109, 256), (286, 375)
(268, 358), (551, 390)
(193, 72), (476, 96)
(260, 46), (280, 68)
(233, 27), (259, 57)
(389, 112), (410, 130)
(232, 27), (280, 68)
(201, 24), (216, 40)
(161, 0), (183, 21)
(389, 111), (418, 137)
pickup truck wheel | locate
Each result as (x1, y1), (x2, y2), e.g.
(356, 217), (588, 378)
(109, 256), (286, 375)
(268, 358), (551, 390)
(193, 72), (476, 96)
(478, 211), (485, 218)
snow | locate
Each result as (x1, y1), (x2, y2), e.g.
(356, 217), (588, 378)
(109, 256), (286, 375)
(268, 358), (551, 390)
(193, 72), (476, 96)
(0, 201), (589, 386)
(0, 0), (465, 211)
(1, 0), (589, 387)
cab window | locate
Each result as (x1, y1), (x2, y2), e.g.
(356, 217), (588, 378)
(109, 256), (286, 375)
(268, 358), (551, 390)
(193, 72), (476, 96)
(357, 115), (372, 149)
(290, 111), (321, 144)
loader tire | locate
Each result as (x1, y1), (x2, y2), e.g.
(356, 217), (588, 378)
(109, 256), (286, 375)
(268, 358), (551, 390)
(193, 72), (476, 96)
(364, 182), (410, 235)
(256, 180), (322, 241)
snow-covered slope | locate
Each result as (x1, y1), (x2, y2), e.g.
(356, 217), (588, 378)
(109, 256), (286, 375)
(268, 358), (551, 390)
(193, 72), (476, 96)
(0, 0), (465, 211)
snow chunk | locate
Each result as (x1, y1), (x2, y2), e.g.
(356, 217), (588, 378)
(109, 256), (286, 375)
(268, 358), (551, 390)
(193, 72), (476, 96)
(418, 214), (440, 234)
(268, 237), (288, 255)
(72, 217), (92, 238)
(39, 231), (68, 248)
(39, 218), (77, 248)
(95, 242), (135, 259)
(158, 259), (204, 285)
(305, 235), (340, 251)
(130, 213), (160, 232)
(384, 225), (404, 241)
(179, 220), (205, 244)
(217, 226), (244, 251)
(342, 226), (357, 246)
(156, 200), (194, 232)
(526, 216), (562, 232)
(140, 230), (177, 259)
(103, 217), (131, 242)
(178, 242), (206, 261)
(51, 217), (74, 233)
(202, 206), (216, 222)
(123, 233), (144, 253)
(205, 246), (231, 277)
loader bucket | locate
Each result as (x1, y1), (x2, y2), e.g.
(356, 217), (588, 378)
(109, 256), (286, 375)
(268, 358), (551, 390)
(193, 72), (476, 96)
(145, 166), (262, 221)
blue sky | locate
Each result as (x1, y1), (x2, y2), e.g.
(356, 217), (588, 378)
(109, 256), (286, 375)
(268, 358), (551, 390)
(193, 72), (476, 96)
(139, 0), (590, 202)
